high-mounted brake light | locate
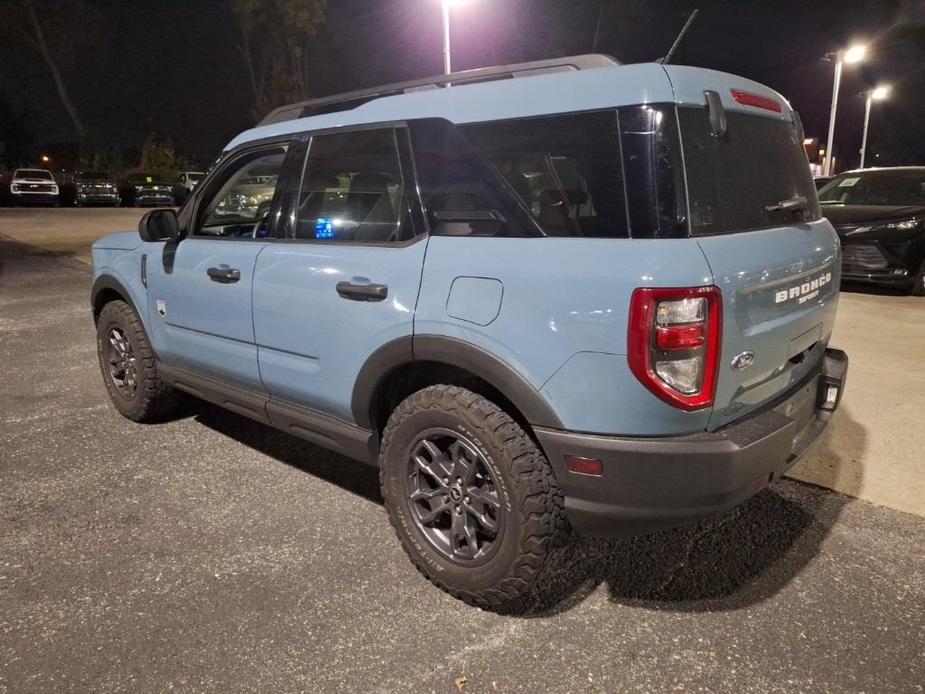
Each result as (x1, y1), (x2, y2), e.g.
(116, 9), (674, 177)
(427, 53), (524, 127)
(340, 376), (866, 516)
(627, 286), (722, 411)
(730, 89), (782, 113)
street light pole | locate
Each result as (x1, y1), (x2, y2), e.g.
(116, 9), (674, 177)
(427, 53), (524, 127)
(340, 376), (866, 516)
(859, 90), (872, 170)
(823, 44), (867, 177)
(442, 1), (452, 75)
(860, 85), (890, 170)
(823, 53), (843, 177)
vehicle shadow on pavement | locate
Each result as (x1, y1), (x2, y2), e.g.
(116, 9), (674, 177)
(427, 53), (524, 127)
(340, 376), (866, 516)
(0, 232), (90, 274)
(194, 406), (384, 505)
(192, 404), (866, 618)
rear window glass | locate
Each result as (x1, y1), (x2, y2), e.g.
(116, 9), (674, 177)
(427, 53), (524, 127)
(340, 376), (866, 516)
(680, 108), (820, 235)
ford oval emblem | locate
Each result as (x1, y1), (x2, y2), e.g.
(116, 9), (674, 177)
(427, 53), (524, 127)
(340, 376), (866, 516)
(731, 351), (756, 371)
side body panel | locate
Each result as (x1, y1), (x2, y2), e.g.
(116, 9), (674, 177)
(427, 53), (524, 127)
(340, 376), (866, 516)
(144, 239), (269, 390)
(415, 236), (715, 436)
(252, 239), (428, 420)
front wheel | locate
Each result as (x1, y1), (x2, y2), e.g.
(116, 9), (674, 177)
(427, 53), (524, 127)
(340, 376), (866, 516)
(379, 385), (568, 609)
(96, 300), (183, 422)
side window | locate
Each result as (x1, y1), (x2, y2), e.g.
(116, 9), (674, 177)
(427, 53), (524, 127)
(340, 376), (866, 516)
(409, 119), (540, 237)
(197, 147), (286, 239)
(294, 129), (412, 243)
(461, 111), (629, 238)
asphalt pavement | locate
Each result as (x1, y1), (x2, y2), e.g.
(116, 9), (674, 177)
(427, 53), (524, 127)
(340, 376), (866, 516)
(1, 229), (923, 693)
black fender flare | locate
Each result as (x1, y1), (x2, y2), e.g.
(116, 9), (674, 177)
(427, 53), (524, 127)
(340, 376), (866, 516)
(351, 335), (564, 430)
(90, 274), (136, 317)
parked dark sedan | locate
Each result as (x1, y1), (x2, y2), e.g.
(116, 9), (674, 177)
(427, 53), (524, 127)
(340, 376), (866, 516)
(119, 173), (175, 207)
(819, 167), (925, 295)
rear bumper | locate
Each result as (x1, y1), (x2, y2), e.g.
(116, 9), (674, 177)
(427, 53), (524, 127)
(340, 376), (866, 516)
(535, 348), (848, 537)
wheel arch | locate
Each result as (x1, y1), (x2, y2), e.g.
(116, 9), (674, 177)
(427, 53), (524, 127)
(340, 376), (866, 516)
(352, 335), (564, 434)
(91, 274), (140, 322)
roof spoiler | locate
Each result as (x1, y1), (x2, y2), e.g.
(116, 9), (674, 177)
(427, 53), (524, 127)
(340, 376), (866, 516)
(258, 54), (620, 127)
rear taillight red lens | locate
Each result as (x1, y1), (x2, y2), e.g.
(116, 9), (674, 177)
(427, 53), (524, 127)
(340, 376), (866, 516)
(627, 286), (722, 411)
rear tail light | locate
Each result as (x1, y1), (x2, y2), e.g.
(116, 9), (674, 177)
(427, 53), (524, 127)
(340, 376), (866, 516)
(628, 286), (722, 411)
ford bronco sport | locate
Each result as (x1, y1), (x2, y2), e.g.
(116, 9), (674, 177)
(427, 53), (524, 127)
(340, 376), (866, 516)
(91, 55), (848, 608)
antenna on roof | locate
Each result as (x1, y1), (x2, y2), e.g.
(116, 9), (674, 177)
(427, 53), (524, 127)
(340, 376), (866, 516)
(658, 9), (699, 65)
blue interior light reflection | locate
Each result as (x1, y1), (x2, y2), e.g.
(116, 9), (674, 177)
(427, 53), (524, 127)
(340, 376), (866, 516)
(315, 218), (334, 239)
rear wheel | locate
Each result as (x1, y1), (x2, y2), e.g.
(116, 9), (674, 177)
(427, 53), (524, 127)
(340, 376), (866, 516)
(379, 385), (568, 609)
(96, 300), (183, 422)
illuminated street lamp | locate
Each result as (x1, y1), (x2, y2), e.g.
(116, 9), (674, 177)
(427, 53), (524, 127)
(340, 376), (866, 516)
(823, 43), (867, 176)
(859, 84), (890, 169)
(441, 0), (468, 76)
(41, 155), (50, 163)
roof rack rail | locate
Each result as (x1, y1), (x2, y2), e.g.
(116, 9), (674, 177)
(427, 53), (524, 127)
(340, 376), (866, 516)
(258, 54), (620, 126)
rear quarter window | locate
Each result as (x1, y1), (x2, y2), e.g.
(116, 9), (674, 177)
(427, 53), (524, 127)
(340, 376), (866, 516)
(462, 111), (631, 238)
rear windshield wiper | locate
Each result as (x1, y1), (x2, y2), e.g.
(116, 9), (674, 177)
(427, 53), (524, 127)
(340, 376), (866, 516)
(765, 196), (808, 214)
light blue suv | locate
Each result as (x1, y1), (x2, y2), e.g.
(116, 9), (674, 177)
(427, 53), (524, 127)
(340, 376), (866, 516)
(91, 55), (848, 609)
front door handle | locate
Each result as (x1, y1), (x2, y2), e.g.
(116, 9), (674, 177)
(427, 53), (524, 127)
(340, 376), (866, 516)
(207, 265), (241, 283)
(336, 281), (388, 302)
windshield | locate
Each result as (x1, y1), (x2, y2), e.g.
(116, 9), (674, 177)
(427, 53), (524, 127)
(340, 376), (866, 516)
(76, 172), (110, 180)
(16, 169), (53, 180)
(818, 170), (925, 206)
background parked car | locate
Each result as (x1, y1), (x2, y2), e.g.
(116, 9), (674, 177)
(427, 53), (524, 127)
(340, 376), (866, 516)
(9, 168), (59, 206)
(819, 166), (925, 295)
(68, 171), (121, 207)
(119, 173), (174, 207)
(814, 175), (834, 190)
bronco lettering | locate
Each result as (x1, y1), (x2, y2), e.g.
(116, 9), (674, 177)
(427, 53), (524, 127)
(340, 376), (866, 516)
(775, 272), (832, 304)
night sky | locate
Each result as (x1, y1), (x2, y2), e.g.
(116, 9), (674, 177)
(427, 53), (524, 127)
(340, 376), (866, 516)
(2, 0), (924, 170)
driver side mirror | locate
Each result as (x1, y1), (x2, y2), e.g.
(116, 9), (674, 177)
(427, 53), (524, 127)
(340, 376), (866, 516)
(139, 208), (180, 242)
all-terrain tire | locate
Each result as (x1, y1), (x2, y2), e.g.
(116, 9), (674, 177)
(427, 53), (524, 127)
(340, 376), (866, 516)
(379, 385), (569, 609)
(96, 299), (183, 422)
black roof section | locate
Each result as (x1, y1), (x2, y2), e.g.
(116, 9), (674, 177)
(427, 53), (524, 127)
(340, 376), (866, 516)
(258, 54), (620, 127)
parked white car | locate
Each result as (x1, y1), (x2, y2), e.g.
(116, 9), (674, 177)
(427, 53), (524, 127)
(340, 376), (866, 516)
(10, 168), (59, 206)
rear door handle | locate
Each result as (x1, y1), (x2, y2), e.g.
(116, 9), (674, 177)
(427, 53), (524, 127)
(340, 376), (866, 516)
(336, 281), (388, 302)
(207, 265), (241, 283)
